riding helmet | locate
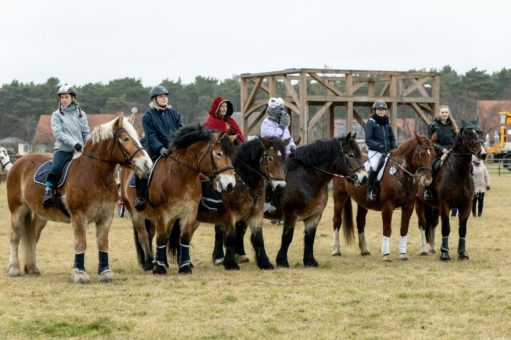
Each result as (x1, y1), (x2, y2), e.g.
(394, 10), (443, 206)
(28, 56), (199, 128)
(150, 86), (169, 99)
(372, 100), (388, 110)
(57, 84), (77, 97)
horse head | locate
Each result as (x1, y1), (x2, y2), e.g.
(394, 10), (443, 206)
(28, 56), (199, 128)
(460, 119), (486, 159)
(257, 136), (287, 191)
(0, 147), (12, 174)
(413, 134), (434, 186)
(203, 131), (237, 193)
(337, 132), (367, 186)
(91, 114), (152, 178)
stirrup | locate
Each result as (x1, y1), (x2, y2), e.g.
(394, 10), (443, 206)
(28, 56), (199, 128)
(367, 191), (377, 201)
(134, 197), (146, 211)
(43, 189), (54, 209)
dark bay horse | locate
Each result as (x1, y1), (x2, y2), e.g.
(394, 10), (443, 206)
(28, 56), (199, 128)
(7, 115), (152, 283)
(121, 125), (237, 274)
(331, 134), (435, 261)
(220, 133), (367, 268)
(415, 127), (485, 261)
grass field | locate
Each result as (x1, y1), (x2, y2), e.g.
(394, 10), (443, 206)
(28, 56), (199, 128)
(0, 168), (510, 339)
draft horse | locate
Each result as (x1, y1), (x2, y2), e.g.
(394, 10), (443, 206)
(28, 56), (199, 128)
(331, 134), (435, 260)
(7, 115), (152, 283)
(415, 126), (485, 261)
(0, 146), (13, 175)
(222, 133), (367, 268)
(122, 125), (237, 274)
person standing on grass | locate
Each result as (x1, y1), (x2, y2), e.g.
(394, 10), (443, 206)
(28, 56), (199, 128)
(472, 155), (490, 217)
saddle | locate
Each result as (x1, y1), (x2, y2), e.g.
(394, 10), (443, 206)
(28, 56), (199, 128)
(34, 160), (72, 188)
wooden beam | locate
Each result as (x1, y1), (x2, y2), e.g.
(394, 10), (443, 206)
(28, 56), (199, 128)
(249, 78), (270, 94)
(379, 81), (390, 97)
(299, 71), (308, 144)
(346, 101), (353, 134)
(308, 102), (333, 129)
(308, 72), (345, 97)
(402, 77), (430, 98)
(240, 77), (247, 132)
(244, 99), (268, 118)
(244, 77), (263, 113)
(247, 107), (267, 134)
(411, 102), (432, 126)
(353, 108), (366, 128)
(329, 105), (335, 137)
(282, 76), (300, 107)
(307, 95), (437, 103)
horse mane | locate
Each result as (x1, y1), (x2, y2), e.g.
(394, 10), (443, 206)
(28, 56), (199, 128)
(392, 136), (420, 157)
(170, 124), (236, 158)
(286, 137), (342, 171)
(91, 117), (139, 144)
(234, 137), (286, 168)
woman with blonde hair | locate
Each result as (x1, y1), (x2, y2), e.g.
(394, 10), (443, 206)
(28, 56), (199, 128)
(424, 105), (458, 200)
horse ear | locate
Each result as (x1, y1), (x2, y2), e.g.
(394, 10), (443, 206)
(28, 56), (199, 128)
(257, 135), (272, 148)
(415, 133), (422, 143)
(461, 118), (468, 128)
(351, 132), (357, 140)
(227, 134), (237, 143)
(346, 132), (352, 140)
(114, 114), (124, 130)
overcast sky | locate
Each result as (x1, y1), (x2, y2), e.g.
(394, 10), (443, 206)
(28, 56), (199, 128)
(1, 0), (509, 87)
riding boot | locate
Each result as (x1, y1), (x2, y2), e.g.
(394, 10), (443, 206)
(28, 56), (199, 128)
(366, 169), (377, 201)
(134, 176), (148, 211)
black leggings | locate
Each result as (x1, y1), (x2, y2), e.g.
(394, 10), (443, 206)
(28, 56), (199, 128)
(472, 193), (485, 217)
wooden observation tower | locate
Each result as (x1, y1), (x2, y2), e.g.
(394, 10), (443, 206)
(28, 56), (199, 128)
(240, 68), (440, 144)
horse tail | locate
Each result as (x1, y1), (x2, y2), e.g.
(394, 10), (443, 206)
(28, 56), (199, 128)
(167, 220), (181, 263)
(424, 205), (439, 243)
(20, 211), (36, 263)
(342, 197), (355, 245)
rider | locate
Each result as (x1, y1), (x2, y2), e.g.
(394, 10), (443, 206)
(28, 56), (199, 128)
(134, 85), (183, 211)
(364, 100), (397, 201)
(204, 97), (245, 144)
(43, 84), (91, 208)
(423, 105), (458, 200)
(260, 97), (296, 213)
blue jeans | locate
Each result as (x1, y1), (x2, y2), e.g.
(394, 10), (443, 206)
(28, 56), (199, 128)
(46, 150), (73, 185)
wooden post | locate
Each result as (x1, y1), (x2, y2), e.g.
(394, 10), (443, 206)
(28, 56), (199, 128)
(240, 77), (247, 134)
(300, 71), (308, 144)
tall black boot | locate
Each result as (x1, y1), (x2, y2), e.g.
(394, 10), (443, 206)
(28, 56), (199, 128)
(135, 176), (148, 211)
(43, 173), (57, 208)
(366, 169), (377, 201)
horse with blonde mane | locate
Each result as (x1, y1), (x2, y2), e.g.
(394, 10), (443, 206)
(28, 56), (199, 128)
(7, 115), (152, 283)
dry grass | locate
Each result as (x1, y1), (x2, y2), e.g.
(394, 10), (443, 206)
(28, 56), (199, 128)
(0, 168), (510, 339)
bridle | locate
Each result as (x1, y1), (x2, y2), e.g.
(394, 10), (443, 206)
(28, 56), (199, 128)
(449, 128), (483, 157)
(81, 127), (146, 167)
(237, 147), (286, 183)
(311, 141), (364, 182)
(168, 134), (234, 182)
(387, 142), (434, 190)
(0, 151), (11, 172)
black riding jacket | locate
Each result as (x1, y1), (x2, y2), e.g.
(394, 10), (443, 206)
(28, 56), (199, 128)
(428, 118), (456, 155)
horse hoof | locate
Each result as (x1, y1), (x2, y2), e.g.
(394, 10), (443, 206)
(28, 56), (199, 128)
(429, 248), (437, 254)
(224, 261), (240, 271)
(304, 258), (319, 267)
(152, 264), (168, 275)
(24, 265), (41, 275)
(98, 270), (114, 283)
(399, 254), (409, 261)
(361, 251), (371, 256)
(331, 250), (342, 256)
(7, 265), (22, 277)
(259, 262), (275, 270)
(458, 251), (469, 261)
(419, 251), (429, 256)
(73, 270), (90, 284)
(178, 265), (193, 274)
(382, 255), (392, 262)
(143, 262), (154, 271)
(276, 258), (289, 268)
(213, 258), (224, 265)
(439, 252), (451, 261)
(235, 254), (249, 263)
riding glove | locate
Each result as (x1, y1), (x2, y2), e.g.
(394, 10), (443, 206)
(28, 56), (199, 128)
(74, 143), (83, 152)
(160, 147), (170, 157)
(279, 112), (291, 128)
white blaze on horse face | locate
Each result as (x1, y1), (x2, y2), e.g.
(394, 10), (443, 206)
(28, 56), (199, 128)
(420, 174), (433, 186)
(354, 167), (368, 185)
(216, 173), (236, 193)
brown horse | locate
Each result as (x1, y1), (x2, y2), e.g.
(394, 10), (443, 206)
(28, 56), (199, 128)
(121, 125), (237, 274)
(415, 127), (485, 261)
(332, 134), (434, 261)
(7, 115), (152, 283)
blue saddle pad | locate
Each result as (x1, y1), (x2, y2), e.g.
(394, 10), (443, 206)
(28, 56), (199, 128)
(34, 160), (72, 188)
(128, 156), (162, 188)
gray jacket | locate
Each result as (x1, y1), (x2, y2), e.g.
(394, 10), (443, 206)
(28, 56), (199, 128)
(51, 105), (91, 152)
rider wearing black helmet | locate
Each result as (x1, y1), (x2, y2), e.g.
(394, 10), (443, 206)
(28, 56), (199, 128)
(364, 100), (397, 201)
(134, 85), (183, 211)
(43, 84), (91, 208)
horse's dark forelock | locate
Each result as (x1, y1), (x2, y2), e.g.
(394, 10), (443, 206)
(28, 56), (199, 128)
(234, 137), (286, 168)
(287, 137), (343, 171)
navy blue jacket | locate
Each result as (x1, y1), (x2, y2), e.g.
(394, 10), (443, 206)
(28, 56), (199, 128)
(142, 107), (183, 158)
(428, 118), (456, 155)
(365, 114), (397, 153)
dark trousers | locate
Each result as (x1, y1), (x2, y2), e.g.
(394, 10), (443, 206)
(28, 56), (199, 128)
(46, 150), (73, 185)
(472, 193), (485, 217)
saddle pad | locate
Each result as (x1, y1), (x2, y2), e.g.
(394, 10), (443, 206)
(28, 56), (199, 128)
(129, 156), (162, 188)
(34, 160), (72, 188)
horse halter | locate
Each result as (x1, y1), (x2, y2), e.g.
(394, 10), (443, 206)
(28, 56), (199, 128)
(311, 141), (363, 182)
(187, 135), (234, 182)
(237, 147), (285, 183)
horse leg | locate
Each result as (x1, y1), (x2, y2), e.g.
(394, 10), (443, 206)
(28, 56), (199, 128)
(96, 214), (114, 283)
(71, 213), (90, 284)
(234, 221), (249, 263)
(24, 214), (47, 275)
(398, 203), (415, 261)
(276, 215), (297, 268)
(153, 214), (171, 275)
(415, 199), (429, 256)
(331, 191), (346, 256)
(357, 206), (370, 256)
(303, 213), (322, 267)
(8, 206), (29, 276)
(429, 207), (439, 253)
(439, 203), (451, 261)
(245, 217), (273, 270)
(178, 216), (196, 274)
(212, 224), (224, 265)
(381, 204), (394, 261)
(223, 218), (240, 271)
(133, 217), (155, 271)
(457, 205), (471, 261)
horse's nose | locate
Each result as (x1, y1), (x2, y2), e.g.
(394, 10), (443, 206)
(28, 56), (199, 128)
(225, 182), (234, 193)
